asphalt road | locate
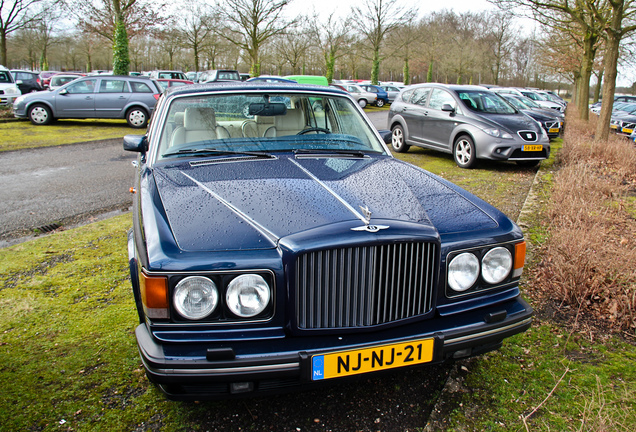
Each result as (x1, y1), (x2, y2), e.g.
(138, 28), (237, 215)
(0, 111), (390, 247)
(0, 138), (137, 246)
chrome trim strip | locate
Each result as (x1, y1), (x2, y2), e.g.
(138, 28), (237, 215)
(150, 362), (300, 375)
(444, 318), (533, 345)
(289, 158), (368, 224)
(181, 172), (279, 246)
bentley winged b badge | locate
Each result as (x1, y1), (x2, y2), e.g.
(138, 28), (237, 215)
(351, 205), (389, 233)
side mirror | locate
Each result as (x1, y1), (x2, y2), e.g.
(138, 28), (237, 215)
(441, 103), (455, 113)
(58, 88), (67, 95)
(377, 130), (392, 144)
(16, 80), (23, 85)
(123, 135), (147, 153)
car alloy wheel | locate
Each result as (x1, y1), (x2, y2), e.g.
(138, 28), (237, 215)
(127, 108), (148, 128)
(376, 99), (385, 107)
(391, 124), (410, 153)
(454, 135), (476, 168)
(358, 98), (367, 108)
(28, 104), (53, 125)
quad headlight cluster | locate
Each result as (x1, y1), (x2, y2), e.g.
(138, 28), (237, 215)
(173, 274), (272, 320)
(139, 270), (274, 322)
(447, 243), (525, 297)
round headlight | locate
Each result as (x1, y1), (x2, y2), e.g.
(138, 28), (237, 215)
(173, 276), (218, 320)
(448, 252), (480, 292)
(226, 274), (271, 318)
(482, 247), (512, 284)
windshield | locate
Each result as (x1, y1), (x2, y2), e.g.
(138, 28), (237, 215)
(155, 91), (386, 161)
(503, 95), (529, 110)
(456, 91), (517, 114)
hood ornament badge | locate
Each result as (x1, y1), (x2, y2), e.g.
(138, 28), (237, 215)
(351, 205), (389, 233)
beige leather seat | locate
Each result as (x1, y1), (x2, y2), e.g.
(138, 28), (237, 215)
(170, 107), (230, 147)
(264, 109), (305, 137)
(242, 115), (275, 137)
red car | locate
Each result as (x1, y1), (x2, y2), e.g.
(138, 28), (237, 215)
(156, 79), (194, 90)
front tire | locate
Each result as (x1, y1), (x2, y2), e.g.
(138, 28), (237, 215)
(453, 135), (476, 168)
(391, 124), (410, 153)
(126, 107), (148, 128)
(28, 104), (53, 125)
(376, 99), (385, 107)
(358, 98), (367, 108)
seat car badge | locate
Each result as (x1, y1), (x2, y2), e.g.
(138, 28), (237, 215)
(351, 205), (389, 232)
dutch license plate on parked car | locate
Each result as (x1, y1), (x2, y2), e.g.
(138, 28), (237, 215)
(522, 145), (543, 152)
(548, 128), (559, 133)
(622, 128), (633, 134)
(311, 338), (435, 380)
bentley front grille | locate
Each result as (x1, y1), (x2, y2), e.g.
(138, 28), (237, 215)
(295, 242), (437, 330)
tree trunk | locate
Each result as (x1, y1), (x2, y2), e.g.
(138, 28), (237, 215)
(371, 48), (380, 84)
(0, 30), (6, 66)
(593, 69), (603, 103)
(595, 7), (623, 142)
(576, 32), (598, 121)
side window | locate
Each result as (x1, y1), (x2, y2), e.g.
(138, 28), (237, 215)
(131, 82), (153, 93)
(99, 79), (129, 93)
(411, 88), (431, 106)
(400, 89), (414, 103)
(0, 72), (11, 83)
(67, 79), (97, 94)
(428, 89), (456, 110)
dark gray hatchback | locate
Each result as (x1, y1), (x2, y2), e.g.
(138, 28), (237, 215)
(13, 75), (162, 128)
(388, 84), (550, 168)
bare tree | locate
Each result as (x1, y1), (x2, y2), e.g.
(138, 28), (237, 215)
(179, 3), (215, 73)
(351, 0), (416, 84)
(592, 0), (636, 140)
(0, 0), (60, 65)
(484, 11), (518, 85)
(215, 0), (296, 76)
(384, 16), (421, 85)
(274, 21), (311, 75)
(309, 12), (350, 83)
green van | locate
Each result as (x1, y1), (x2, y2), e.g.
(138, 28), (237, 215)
(284, 75), (329, 86)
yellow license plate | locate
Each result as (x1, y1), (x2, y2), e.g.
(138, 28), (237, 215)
(311, 338), (434, 380)
(522, 145), (543, 152)
(548, 128), (559, 133)
(622, 128), (633, 134)
(611, 124), (618, 129)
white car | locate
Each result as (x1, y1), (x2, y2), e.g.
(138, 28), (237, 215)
(0, 65), (22, 105)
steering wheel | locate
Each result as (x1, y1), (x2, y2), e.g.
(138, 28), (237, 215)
(297, 127), (331, 135)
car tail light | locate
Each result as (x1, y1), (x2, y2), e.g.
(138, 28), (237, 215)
(513, 241), (526, 278)
(153, 94), (161, 100)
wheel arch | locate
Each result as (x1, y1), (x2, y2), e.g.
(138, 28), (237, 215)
(26, 100), (55, 117)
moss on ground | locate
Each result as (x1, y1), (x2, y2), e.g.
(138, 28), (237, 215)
(0, 119), (135, 152)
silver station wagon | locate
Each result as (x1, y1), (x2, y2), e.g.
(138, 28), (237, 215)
(13, 75), (162, 128)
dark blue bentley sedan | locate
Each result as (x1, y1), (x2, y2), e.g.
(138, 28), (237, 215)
(123, 82), (532, 399)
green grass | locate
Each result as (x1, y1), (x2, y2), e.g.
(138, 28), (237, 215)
(444, 326), (636, 431)
(0, 119), (136, 152)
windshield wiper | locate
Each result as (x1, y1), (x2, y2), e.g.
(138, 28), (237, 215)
(162, 148), (274, 159)
(294, 149), (369, 158)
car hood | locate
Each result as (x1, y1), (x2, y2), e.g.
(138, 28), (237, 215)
(152, 155), (499, 251)
(474, 112), (540, 133)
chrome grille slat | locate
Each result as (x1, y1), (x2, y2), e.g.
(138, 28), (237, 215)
(296, 242), (437, 329)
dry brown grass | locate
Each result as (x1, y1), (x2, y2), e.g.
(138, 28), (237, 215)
(534, 111), (636, 333)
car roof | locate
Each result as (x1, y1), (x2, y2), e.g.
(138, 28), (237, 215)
(163, 82), (348, 98)
(408, 83), (491, 92)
